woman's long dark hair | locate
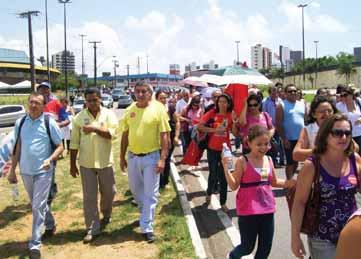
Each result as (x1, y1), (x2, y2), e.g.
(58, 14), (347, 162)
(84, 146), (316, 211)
(186, 95), (201, 113)
(313, 113), (355, 157)
(247, 93), (262, 112)
(215, 93), (233, 113)
(307, 95), (338, 124)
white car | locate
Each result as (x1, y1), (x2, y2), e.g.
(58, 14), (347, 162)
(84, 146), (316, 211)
(73, 99), (85, 114)
(0, 105), (26, 127)
(101, 95), (114, 108)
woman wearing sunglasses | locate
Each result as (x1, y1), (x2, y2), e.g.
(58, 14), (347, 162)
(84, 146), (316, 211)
(239, 94), (275, 154)
(292, 114), (361, 259)
(336, 87), (361, 155)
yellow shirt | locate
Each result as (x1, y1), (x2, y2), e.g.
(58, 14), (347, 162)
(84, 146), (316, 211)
(120, 101), (171, 154)
(70, 107), (118, 169)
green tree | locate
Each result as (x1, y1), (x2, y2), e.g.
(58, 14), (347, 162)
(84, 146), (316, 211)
(53, 72), (81, 91)
(270, 67), (285, 82)
(336, 52), (356, 85)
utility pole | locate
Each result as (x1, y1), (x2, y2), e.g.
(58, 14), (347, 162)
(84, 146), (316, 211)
(79, 34), (86, 87)
(235, 40), (240, 65)
(18, 11), (40, 91)
(59, 0), (71, 97)
(45, 0), (50, 81)
(146, 54), (149, 74)
(112, 56), (119, 88)
(137, 56), (141, 74)
(314, 40), (319, 88)
(89, 41), (101, 87)
(298, 3), (308, 89)
(126, 64), (130, 89)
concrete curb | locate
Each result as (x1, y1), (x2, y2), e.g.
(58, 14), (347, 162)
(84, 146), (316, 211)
(170, 161), (208, 259)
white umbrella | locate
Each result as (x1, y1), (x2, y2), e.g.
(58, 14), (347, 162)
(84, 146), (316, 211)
(181, 76), (208, 87)
(200, 74), (272, 86)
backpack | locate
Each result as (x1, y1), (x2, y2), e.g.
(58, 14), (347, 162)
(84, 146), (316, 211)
(13, 114), (57, 155)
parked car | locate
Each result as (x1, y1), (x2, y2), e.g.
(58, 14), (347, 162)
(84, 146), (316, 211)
(0, 105), (26, 127)
(73, 99), (85, 114)
(118, 94), (133, 109)
(112, 88), (125, 102)
(101, 95), (114, 108)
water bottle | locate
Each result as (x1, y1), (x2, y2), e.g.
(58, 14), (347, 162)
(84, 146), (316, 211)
(11, 183), (19, 202)
(222, 143), (234, 172)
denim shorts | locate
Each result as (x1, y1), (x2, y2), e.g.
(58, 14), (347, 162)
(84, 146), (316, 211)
(307, 236), (336, 259)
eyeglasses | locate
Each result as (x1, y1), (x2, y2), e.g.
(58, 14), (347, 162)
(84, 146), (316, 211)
(330, 129), (352, 138)
(248, 103), (259, 107)
(316, 109), (333, 115)
(287, 90), (297, 94)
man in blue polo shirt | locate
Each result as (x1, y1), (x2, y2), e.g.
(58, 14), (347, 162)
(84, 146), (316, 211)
(8, 92), (63, 259)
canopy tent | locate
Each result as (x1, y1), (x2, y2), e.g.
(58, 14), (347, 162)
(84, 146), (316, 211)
(0, 81), (10, 89)
(11, 80), (31, 89)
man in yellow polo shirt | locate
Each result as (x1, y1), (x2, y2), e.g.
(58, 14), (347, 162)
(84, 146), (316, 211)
(70, 87), (118, 243)
(120, 81), (170, 243)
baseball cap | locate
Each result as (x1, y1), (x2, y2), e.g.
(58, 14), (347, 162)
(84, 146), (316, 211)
(38, 81), (51, 89)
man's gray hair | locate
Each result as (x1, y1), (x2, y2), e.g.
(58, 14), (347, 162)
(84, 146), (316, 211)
(134, 81), (153, 94)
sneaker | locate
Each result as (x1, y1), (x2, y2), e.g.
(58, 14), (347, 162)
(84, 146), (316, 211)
(42, 226), (56, 240)
(142, 232), (156, 243)
(100, 217), (112, 229)
(29, 249), (41, 259)
(83, 232), (100, 244)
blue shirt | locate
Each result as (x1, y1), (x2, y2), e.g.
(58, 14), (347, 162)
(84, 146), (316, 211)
(14, 113), (62, 175)
(282, 100), (305, 140)
(262, 97), (282, 126)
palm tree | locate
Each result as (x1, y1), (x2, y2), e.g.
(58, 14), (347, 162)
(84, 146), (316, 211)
(336, 52), (356, 85)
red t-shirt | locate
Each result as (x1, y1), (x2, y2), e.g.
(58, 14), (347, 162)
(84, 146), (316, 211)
(44, 99), (63, 121)
(200, 110), (233, 151)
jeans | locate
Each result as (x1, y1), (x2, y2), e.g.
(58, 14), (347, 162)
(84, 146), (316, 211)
(307, 237), (336, 259)
(180, 130), (191, 155)
(229, 213), (274, 259)
(45, 171), (56, 231)
(127, 150), (160, 233)
(160, 143), (175, 188)
(21, 170), (54, 250)
(206, 149), (227, 205)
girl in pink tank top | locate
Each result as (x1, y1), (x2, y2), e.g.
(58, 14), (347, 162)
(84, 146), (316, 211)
(222, 125), (296, 259)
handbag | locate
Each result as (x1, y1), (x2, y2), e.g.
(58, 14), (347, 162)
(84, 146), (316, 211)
(180, 140), (204, 166)
(286, 157), (321, 235)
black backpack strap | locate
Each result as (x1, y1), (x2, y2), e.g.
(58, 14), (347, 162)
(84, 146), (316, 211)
(44, 115), (56, 152)
(13, 115), (27, 155)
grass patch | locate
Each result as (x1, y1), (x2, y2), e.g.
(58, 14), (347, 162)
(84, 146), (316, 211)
(0, 138), (196, 259)
(0, 95), (28, 107)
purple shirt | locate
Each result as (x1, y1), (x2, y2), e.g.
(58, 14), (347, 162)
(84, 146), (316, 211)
(310, 155), (358, 244)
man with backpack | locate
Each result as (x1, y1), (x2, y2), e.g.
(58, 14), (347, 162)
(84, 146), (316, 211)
(8, 92), (63, 259)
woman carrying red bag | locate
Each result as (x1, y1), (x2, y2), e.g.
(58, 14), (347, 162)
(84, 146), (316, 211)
(291, 114), (361, 259)
(198, 93), (238, 212)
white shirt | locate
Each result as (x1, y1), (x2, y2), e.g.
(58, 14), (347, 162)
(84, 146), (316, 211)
(336, 101), (361, 137)
(305, 122), (319, 148)
(176, 99), (188, 114)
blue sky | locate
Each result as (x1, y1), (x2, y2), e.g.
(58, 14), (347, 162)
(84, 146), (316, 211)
(0, 0), (359, 75)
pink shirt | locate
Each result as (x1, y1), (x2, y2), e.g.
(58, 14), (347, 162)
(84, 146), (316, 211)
(236, 156), (276, 216)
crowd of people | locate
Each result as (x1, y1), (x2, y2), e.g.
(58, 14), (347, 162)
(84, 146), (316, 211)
(6, 80), (361, 259)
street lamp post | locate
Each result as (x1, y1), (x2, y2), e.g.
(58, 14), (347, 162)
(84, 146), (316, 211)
(79, 34), (86, 87)
(89, 41), (101, 87)
(235, 40), (240, 65)
(45, 0), (50, 82)
(298, 3), (307, 89)
(112, 56), (119, 88)
(59, 0), (71, 97)
(314, 40), (319, 88)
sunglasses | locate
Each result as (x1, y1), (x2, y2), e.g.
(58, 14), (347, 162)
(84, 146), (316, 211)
(248, 103), (259, 107)
(287, 90), (297, 94)
(340, 93), (349, 98)
(330, 129), (352, 138)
